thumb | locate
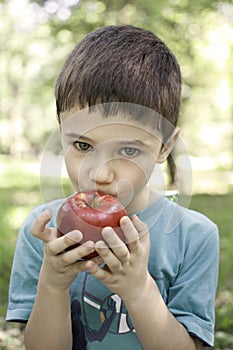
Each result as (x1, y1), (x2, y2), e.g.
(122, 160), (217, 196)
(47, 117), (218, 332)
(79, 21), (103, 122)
(31, 210), (57, 243)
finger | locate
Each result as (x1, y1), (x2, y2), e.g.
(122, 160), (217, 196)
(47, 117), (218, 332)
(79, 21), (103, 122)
(69, 254), (104, 274)
(120, 216), (140, 254)
(95, 240), (114, 260)
(131, 215), (149, 241)
(101, 227), (130, 264)
(31, 211), (55, 242)
(94, 239), (123, 271)
(56, 241), (96, 265)
(92, 255), (104, 265)
(47, 230), (83, 256)
(85, 260), (111, 283)
(101, 227), (126, 250)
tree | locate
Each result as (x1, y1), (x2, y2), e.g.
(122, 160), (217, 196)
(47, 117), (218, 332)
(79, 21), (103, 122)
(0, 0), (232, 170)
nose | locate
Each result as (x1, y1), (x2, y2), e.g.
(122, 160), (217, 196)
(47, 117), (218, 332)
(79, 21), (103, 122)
(89, 160), (114, 185)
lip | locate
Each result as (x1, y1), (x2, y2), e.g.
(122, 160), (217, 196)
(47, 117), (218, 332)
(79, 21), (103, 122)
(81, 189), (118, 198)
(100, 191), (118, 198)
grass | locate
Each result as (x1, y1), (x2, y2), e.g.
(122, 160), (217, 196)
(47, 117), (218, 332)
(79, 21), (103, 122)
(189, 194), (233, 348)
(0, 156), (232, 349)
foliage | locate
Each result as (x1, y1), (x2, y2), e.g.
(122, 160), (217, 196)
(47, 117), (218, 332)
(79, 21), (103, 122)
(0, 0), (232, 169)
(0, 1), (232, 346)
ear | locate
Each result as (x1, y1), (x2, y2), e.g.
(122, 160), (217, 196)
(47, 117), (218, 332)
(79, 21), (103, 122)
(157, 127), (180, 163)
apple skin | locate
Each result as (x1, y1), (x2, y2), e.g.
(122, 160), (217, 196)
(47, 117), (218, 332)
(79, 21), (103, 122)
(56, 190), (127, 259)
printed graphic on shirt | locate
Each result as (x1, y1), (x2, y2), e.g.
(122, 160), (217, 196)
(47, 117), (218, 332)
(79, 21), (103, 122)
(83, 292), (134, 338)
(71, 271), (166, 348)
(83, 271), (134, 337)
(71, 299), (87, 350)
(71, 271), (135, 348)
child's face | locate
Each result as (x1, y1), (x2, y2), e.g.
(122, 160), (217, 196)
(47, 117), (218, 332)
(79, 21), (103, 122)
(60, 107), (176, 214)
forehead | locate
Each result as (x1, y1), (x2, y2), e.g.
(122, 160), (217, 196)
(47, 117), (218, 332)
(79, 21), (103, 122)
(60, 107), (163, 143)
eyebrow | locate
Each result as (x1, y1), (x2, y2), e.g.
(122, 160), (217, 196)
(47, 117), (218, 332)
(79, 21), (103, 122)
(129, 139), (154, 151)
(64, 133), (93, 143)
(64, 132), (155, 151)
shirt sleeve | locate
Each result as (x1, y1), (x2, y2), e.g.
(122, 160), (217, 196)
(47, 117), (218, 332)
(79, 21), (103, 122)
(167, 224), (219, 347)
(6, 205), (48, 322)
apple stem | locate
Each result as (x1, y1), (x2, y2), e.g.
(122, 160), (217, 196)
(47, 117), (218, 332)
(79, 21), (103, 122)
(91, 192), (106, 208)
(85, 200), (92, 208)
(91, 192), (99, 208)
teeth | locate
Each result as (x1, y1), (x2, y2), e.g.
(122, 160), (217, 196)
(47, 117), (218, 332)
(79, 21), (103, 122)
(76, 201), (87, 208)
(80, 193), (87, 201)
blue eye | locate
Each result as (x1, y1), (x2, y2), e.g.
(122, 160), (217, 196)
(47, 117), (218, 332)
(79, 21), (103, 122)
(120, 147), (139, 157)
(74, 141), (92, 152)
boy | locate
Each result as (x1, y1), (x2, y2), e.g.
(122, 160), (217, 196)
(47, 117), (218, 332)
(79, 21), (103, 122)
(6, 25), (219, 349)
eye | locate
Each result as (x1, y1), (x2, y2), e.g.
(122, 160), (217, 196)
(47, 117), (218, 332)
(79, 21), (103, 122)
(73, 141), (92, 152)
(120, 147), (139, 157)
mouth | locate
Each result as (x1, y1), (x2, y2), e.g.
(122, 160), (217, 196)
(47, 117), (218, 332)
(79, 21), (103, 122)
(82, 188), (118, 198)
(101, 191), (118, 198)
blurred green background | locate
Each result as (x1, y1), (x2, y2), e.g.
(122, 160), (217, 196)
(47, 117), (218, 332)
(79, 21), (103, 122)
(0, 0), (233, 348)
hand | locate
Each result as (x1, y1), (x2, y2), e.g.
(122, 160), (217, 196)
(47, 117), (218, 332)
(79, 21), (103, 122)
(85, 215), (151, 302)
(31, 210), (102, 291)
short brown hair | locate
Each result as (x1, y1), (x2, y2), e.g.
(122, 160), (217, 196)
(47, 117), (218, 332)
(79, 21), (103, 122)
(55, 25), (182, 131)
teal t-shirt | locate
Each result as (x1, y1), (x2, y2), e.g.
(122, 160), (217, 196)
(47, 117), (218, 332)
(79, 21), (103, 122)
(6, 195), (219, 348)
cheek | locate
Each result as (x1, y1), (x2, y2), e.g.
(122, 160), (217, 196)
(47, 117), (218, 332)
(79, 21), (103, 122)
(115, 166), (148, 208)
(117, 163), (149, 191)
(64, 153), (81, 184)
(132, 169), (150, 190)
(130, 158), (156, 183)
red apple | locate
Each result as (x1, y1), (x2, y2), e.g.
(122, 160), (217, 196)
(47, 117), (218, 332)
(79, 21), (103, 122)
(56, 190), (127, 259)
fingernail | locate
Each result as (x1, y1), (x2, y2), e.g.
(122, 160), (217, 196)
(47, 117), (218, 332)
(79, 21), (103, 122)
(120, 216), (130, 225)
(96, 240), (107, 249)
(102, 226), (113, 234)
(96, 256), (104, 264)
(83, 241), (95, 249)
(41, 210), (52, 220)
(67, 230), (82, 242)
